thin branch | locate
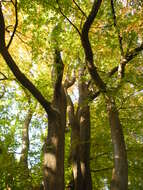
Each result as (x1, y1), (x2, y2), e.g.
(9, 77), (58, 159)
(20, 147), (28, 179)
(0, 3), (6, 49)
(111, 0), (124, 57)
(109, 42), (143, 77)
(109, 0), (143, 79)
(0, 85), (5, 99)
(15, 32), (29, 45)
(89, 90), (100, 101)
(125, 42), (143, 61)
(72, 0), (87, 18)
(7, 0), (18, 49)
(0, 71), (8, 80)
(56, 0), (81, 36)
(91, 167), (112, 173)
(111, 0), (126, 79)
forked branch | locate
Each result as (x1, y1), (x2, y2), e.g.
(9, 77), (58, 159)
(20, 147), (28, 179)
(81, 0), (106, 92)
(56, 0), (81, 36)
(0, 5), (52, 114)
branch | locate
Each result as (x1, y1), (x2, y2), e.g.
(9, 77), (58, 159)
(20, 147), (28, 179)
(0, 71), (8, 80)
(111, 0), (125, 79)
(72, 0), (87, 18)
(125, 42), (143, 61)
(1, 49), (52, 114)
(81, 0), (106, 92)
(91, 167), (112, 173)
(0, 4), (6, 49)
(0, 85), (5, 99)
(56, 0), (81, 36)
(111, 0), (124, 57)
(0, 6), (52, 114)
(89, 90), (100, 101)
(109, 42), (143, 77)
(64, 71), (76, 90)
(7, 0), (18, 49)
(67, 94), (75, 126)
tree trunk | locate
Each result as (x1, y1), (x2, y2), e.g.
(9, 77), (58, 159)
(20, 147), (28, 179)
(78, 106), (92, 190)
(20, 106), (33, 189)
(71, 118), (82, 190)
(106, 96), (128, 190)
(67, 93), (82, 190)
(67, 68), (92, 190)
(43, 110), (65, 190)
(20, 108), (32, 168)
(43, 50), (66, 190)
(78, 78), (92, 190)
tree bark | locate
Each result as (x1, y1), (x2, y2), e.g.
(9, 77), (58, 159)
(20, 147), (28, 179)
(66, 67), (92, 190)
(20, 106), (33, 189)
(106, 96), (128, 190)
(67, 94), (82, 190)
(78, 72), (92, 190)
(20, 107), (32, 169)
(43, 49), (66, 190)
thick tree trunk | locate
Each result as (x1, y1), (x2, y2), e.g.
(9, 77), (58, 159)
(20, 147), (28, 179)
(71, 119), (82, 190)
(78, 106), (92, 190)
(67, 94), (82, 190)
(78, 79), (92, 190)
(106, 96), (128, 190)
(43, 50), (66, 190)
(67, 68), (92, 190)
(43, 110), (65, 190)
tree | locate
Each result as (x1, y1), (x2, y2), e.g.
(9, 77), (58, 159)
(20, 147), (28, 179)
(0, 0), (143, 189)
(56, 0), (143, 189)
(0, 2), (66, 189)
(66, 64), (92, 190)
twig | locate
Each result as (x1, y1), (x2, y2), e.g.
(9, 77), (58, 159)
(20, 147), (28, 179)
(56, 0), (81, 36)
(7, 0), (18, 49)
(72, 0), (87, 18)
(91, 167), (112, 173)
(0, 71), (8, 80)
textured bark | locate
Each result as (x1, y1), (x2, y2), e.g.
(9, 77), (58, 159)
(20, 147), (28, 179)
(66, 67), (92, 190)
(81, 0), (105, 92)
(43, 50), (66, 190)
(78, 70), (92, 190)
(106, 96), (128, 190)
(67, 95), (82, 190)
